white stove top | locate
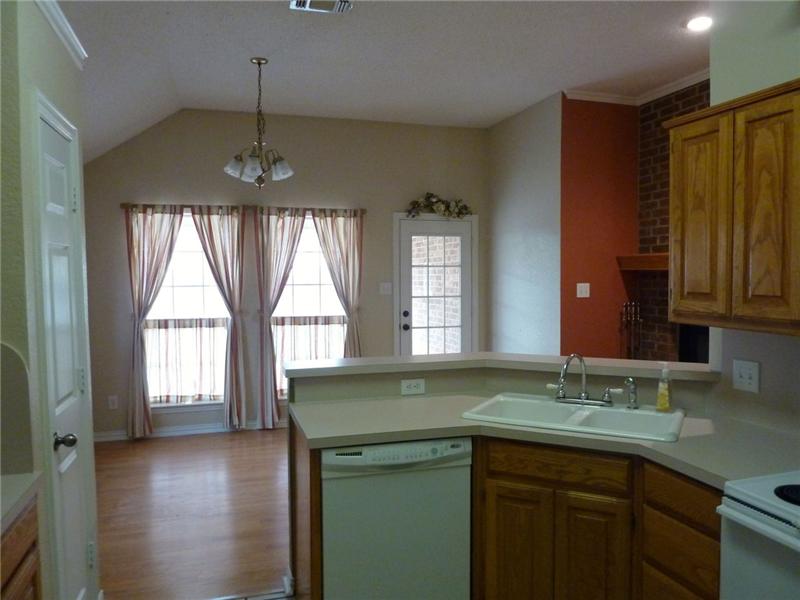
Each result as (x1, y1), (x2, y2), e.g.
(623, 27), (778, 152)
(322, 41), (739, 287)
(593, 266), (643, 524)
(725, 470), (800, 525)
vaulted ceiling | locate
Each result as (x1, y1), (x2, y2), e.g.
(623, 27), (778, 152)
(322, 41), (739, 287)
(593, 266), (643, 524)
(62, 1), (710, 161)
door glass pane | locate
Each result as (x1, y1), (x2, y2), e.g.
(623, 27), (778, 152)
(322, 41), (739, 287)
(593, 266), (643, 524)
(412, 298), (428, 327)
(429, 267), (444, 296)
(445, 267), (461, 296)
(412, 236), (428, 265)
(445, 327), (461, 353)
(428, 236), (444, 265)
(412, 328), (428, 355)
(412, 267), (428, 296)
(445, 297), (461, 326)
(445, 236), (461, 265)
(428, 328), (444, 354)
(428, 298), (444, 327)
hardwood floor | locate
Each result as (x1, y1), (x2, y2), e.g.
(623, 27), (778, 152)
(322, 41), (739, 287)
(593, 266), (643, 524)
(94, 430), (289, 600)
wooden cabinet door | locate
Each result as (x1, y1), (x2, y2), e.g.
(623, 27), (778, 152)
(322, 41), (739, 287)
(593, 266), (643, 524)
(732, 91), (800, 322)
(554, 491), (631, 600)
(669, 113), (734, 318)
(484, 479), (554, 600)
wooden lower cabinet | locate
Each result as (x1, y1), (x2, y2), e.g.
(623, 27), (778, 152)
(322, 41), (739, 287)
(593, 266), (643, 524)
(476, 439), (633, 600)
(1, 498), (41, 600)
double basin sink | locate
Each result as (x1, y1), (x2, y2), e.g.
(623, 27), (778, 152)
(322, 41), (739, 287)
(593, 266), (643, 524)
(463, 393), (684, 442)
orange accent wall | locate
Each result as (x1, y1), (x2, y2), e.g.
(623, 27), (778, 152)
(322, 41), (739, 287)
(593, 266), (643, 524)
(560, 96), (639, 358)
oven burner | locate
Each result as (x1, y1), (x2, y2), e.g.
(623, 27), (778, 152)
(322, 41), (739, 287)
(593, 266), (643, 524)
(774, 484), (800, 506)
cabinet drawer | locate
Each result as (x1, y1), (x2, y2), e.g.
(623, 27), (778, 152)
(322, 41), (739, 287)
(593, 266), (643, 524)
(644, 462), (721, 537)
(643, 506), (719, 599)
(1, 501), (38, 588)
(642, 561), (703, 600)
(486, 440), (631, 494)
(1, 547), (40, 600)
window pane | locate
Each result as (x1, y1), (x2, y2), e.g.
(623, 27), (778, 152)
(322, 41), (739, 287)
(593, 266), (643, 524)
(319, 259), (335, 287)
(173, 287), (205, 318)
(445, 236), (461, 265)
(429, 267), (444, 296)
(171, 252), (204, 286)
(293, 252), (320, 285)
(429, 297), (444, 326)
(412, 298), (428, 327)
(445, 327), (461, 353)
(445, 267), (461, 296)
(174, 221), (199, 252)
(320, 285), (345, 316)
(273, 286), (293, 317)
(147, 288), (173, 319)
(428, 236), (444, 265)
(412, 236), (428, 266)
(293, 285), (321, 315)
(445, 297), (461, 326)
(203, 287), (229, 317)
(428, 328), (444, 354)
(412, 267), (428, 296)
(412, 328), (428, 355)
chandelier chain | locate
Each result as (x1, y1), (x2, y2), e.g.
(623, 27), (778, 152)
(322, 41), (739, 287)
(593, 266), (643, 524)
(256, 61), (266, 167)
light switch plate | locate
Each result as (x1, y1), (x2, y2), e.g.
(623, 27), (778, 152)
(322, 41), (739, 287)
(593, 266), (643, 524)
(379, 282), (392, 296)
(732, 359), (759, 393)
(108, 395), (119, 410)
(576, 283), (590, 298)
(401, 378), (425, 395)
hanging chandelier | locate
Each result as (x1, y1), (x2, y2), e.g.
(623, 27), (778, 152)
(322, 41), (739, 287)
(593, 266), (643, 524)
(224, 57), (293, 188)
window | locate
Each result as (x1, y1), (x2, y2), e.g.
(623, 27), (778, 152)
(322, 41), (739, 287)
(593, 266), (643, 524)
(145, 216), (229, 404)
(272, 217), (346, 394)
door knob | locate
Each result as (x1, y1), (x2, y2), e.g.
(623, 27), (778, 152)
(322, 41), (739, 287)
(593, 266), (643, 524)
(402, 324), (410, 331)
(402, 310), (409, 317)
(53, 432), (78, 451)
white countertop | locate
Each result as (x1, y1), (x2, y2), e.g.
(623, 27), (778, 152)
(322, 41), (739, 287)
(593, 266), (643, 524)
(284, 352), (720, 382)
(1, 472), (41, 533)
(290, 394), (800, 490)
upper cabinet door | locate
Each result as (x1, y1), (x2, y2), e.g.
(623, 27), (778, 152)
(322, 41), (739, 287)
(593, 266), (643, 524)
(669, 113), (734, 318)
(732, 92), (800, 322)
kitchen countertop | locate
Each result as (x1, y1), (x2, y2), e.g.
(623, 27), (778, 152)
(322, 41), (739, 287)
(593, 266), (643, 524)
(1, 472), (41, 533)
(289, 394), (800, 490)
(284, 352), (720, 382)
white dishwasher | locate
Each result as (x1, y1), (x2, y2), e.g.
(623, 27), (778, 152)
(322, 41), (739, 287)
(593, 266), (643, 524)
(321, 438), (471, 600)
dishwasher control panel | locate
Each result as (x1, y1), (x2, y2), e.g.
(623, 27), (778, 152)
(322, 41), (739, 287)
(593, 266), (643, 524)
(322, 437), (472, 468)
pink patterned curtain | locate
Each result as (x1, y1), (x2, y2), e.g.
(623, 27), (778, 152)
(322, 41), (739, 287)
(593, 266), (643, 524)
(124, 205), (183, 439)
(311, 209), (364, 357)
(191, 206), (246, 429)
(254, 207), (306, 429)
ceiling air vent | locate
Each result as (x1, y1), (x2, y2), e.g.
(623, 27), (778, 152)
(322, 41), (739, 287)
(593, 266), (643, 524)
(289, 0), (353, 14)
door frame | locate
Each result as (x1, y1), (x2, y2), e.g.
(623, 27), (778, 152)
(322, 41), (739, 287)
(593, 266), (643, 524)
(25, 89), (99, 599)
(392, 212), (479, 356)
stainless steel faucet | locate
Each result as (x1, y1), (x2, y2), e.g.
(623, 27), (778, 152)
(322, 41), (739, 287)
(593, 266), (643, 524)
(556, 353), (589, 401)
(624, 377), (638, 410)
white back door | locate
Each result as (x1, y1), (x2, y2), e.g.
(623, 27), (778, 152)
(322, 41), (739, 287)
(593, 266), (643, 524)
(396, 216), (476, 356)
(35, 95), (97, 600)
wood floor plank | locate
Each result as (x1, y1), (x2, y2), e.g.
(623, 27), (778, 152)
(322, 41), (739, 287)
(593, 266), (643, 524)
(94, 430), (289, 600)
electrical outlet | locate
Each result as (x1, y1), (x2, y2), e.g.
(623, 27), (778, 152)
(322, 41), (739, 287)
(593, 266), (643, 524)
(576, 283), (590, 298)
(108, 395), (119, 410)
(401, 378), (425, 395)
(732, 359), (759, 393)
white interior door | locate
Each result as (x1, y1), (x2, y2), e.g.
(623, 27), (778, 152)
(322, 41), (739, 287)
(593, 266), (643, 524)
(396, 216), (476, 356)
(36, 95), (96, 600)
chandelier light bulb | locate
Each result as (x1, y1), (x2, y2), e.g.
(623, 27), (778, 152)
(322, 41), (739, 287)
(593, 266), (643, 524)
(686, 15), (712, 32)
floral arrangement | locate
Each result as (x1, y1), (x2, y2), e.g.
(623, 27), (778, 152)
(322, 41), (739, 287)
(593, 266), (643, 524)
(406, 192), (473, 219)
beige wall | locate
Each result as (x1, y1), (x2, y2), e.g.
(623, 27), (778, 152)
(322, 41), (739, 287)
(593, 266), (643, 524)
(707, 0), (800, 426)
(85, 109), (489, 433)
(487, 93), (562, 354)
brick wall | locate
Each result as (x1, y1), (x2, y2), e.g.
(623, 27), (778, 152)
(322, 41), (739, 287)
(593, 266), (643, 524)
(636, 80), (710, 361)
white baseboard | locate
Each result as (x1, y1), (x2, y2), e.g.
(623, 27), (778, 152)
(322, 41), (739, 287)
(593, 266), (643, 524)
(94, 417), (287, 442)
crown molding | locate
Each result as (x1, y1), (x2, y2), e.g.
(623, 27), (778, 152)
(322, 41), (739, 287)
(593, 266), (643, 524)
(563, 90), (638, 106)
(635, 68), (710, 105)
(34, 0), (88, 70)
(565, 68), (711, 108)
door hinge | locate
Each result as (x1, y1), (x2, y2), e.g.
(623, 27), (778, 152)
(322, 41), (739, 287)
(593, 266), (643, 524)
(87, 541), (96, 570)
(77, 368), (86, 395)
(72, 187), (79, 213)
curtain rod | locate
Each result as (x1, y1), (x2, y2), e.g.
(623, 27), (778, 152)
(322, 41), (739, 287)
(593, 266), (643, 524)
(119, 203), (366, 214)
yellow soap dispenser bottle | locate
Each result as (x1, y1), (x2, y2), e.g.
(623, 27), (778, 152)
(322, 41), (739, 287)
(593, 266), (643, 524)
(656, 362), (671, 412)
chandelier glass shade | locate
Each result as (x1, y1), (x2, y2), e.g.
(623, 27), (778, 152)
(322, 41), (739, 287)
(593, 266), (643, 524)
(225, 57), (293, 188)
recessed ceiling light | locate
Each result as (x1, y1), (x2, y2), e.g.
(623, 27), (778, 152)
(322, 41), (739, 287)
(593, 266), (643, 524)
(686, 15), (713, 32)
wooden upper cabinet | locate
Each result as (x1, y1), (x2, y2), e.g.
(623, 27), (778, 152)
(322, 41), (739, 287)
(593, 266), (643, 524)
(665, 78), (800, 335)
(732, 92), (800, 322)
(669, 113), (733, 318)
